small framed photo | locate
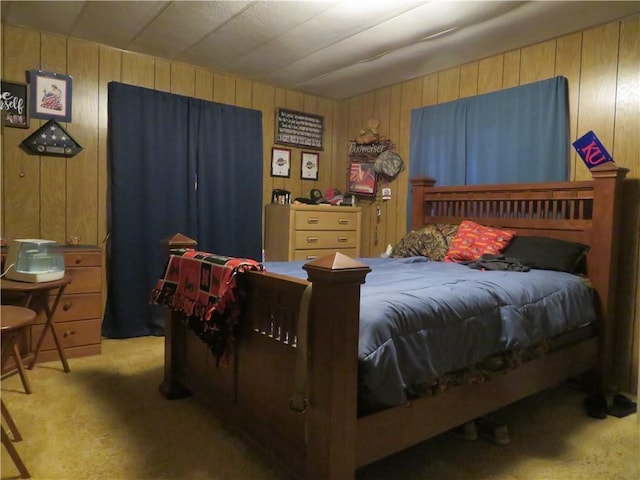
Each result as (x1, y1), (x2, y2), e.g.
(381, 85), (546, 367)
(1, 81), (29, 128)
(347, 159), (377, 196)
(271, 147), (291, 178)
(28, 70), (73, 122)
(300, 151), (319, 180)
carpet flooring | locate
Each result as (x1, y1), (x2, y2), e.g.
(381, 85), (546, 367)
(1, 336), (638, 480)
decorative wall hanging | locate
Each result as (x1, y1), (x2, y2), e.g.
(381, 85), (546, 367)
(271, 147), (291, 178)
(374, 150), (405, 180)
(20, 119), (83, 157)
(28, 70), (73, 122)
(573, 130), (614, 169)
(347, 159), (376, 196)
(347, 118), (400, 196)
(355, 118), (381, 145)
(300, 151), (319, 180)
(1, 81), (29, 128)
(275, 108), (323, 150)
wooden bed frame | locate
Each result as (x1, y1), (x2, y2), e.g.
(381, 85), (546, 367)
(159, 163), (628, 480)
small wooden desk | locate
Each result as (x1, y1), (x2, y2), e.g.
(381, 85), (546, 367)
(1, 275), (72, 373)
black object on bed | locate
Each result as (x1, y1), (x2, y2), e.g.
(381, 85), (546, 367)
(502, 235), (589, 273)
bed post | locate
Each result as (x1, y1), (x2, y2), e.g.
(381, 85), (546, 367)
(410, 176), (436, 229)
(159, 233), (198, 399)
(302, 253), (371, 480)
(588, 163), (629, 389)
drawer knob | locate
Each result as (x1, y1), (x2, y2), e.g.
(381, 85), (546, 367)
(338, 219), (349, 225)
(74, 257), (82, 264)
(306, 236), (318, 244)
(63, 330), (75, 338)
(63, 302), (73, 311)
(306, 217), (319, 225)
(306, 255), (318, 260)
(338, 236), (348, 243)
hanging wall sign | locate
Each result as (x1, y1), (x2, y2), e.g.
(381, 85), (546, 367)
(346, 118), (401, 196)
(275, 108), (324, 150)
(573, 130), (614, 169)
(20, 119), (83, 157)
(1, 81), (29, 128)
(347, 140), (392, 159)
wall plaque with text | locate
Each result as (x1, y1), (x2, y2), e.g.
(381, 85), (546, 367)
(275, 108), (323, 150)
(1, 81), (29, 128)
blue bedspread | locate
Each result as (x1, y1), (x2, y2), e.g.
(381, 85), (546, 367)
(263, 257), (596, 407)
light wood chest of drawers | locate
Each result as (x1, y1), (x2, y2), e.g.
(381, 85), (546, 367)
(264, 204), (362, 261)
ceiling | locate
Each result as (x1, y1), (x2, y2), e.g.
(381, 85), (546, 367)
(2, 1), (639, 100)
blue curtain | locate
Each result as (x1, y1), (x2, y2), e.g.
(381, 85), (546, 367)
(103, 82), (263, 338)
(195, 102), (263, 258)
(410, 101), (467, 186)
(409, 76), (569, 220)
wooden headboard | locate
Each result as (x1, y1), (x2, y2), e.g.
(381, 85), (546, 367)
(410, 163), (629, 386)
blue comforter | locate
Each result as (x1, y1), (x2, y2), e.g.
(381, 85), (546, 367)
(263, 257), (596, 407)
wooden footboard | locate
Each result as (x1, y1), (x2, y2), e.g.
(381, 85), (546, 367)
(160, 248), (371, 479)
(160, 268), (310, 476)
(159, 163), (627, 480)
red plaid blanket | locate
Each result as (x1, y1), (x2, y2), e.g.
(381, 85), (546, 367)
(150, 248), (264, 365)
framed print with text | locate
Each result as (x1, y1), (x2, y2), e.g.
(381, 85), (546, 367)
(1, 81), (29, 128)
(271, 147), (291, 178)
(28, 70), (73, 122)
(275, 108), (323, 150)
(300, 151), (319, 180)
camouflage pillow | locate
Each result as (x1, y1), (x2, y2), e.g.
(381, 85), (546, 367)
(391, 224), (459, 261)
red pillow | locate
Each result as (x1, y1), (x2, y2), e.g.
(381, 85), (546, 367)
(444, 220), (515, 262)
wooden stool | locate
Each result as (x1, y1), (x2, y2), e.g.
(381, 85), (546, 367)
(1, 306), (35, 479)
(1, 399), (30, 478)
(1, 305), (38, 394)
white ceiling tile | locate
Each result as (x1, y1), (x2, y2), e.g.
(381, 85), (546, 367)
(2, 1), (85, 36)
(263, 2), (523, 87)
(129, 1), (252, 59)
(227, 0), (427, 79)
(297, 1), (640, 99)
(69, 1), (170, 49)
(1, 0), (638, 99)
(180, 1), (338, 71)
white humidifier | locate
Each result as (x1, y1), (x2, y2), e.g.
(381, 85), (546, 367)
(3, 239), (65, 283)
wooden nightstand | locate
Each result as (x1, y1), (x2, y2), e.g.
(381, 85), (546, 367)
(264, 204), (362, 261)
(36, 245), (103, 362)
(1, 245), (103, 366)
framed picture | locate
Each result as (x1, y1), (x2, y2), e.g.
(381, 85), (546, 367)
(1, 81), (29, 128)
(28, 70), (73, 122)
(271, 147), (291, 178)
(300, 151), (319, 180)
(347, 159), (377, 196)
(275, 108), (323, 150)
(20, 119), (83, 157)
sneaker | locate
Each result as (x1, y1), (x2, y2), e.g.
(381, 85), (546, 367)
(476, 415), (510, 445)
(450, 420), (478, 441)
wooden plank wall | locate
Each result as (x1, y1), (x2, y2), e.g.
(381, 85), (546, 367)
(1, 23), (340, 250)
(2, 15), (638, 392)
